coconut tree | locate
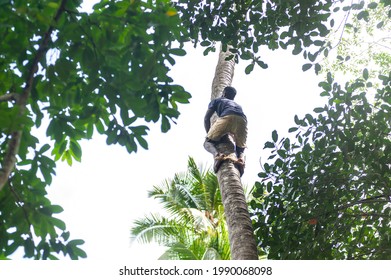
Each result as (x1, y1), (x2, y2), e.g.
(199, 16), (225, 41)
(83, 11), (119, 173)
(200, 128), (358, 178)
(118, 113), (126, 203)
(205, 48), (259, 260)
(131, 157), (231, 260)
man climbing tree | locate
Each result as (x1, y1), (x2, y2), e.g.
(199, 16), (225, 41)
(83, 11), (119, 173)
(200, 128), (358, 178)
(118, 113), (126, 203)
(203, 86), (247, 176)
(205, 50), (258, 260)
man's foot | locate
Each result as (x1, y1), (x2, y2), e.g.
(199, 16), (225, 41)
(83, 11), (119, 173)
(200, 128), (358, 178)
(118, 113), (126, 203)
(213, 154), (225, 173)
(234, 158), (245, 177)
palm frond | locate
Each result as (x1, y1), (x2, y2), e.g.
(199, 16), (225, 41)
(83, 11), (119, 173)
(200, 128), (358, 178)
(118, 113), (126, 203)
(204, 170), (221, 211)
(158, 243), (199, 260)
(202, 247), (222, 260)
(132, 157), (233, 260)
(130, 214), (183, 246)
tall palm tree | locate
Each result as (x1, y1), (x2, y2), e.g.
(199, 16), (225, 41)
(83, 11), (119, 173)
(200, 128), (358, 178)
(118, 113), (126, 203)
(209, 48), (258, 260)
(131, 157), (231, 260)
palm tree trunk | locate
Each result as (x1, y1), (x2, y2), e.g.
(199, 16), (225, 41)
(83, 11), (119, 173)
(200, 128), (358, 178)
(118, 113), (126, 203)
(209, 48), (258, 260)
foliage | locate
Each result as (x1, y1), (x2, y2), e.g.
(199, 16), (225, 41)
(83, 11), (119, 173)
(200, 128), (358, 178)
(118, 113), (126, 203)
(251, 0), (391, 260)
(175, 0), (388, 73)
(175, 0), (336, 72)
(253, 70), (391, 259)
(131, 157), (231, 260)
(0, 0), (189, 259)
(320, 1), (391, 82)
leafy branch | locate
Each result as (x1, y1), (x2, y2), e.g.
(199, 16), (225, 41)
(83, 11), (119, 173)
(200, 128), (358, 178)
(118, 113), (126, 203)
(0, 0), (68, 192)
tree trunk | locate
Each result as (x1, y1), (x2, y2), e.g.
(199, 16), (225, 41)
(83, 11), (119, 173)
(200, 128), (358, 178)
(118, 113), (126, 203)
(209, 48), (258, 260)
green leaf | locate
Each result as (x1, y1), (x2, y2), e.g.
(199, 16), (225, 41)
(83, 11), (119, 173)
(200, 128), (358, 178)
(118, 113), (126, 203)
(256, 60), (268, 69)
(302, 63), (312, 72)
(315, 63), (322, 74)
(314, 107), (325, 113)
(50, 205), (64, 214)
(292, 41), (302, 55)
(277, 149), (286, 158)
(67, 239), (85, 247)
(327, 72), (333, 84)
(294, 115), (300, 125)
(272, 130), (278, 142)
(245, 63), (254, 74)
(161, 116), (171, 133)
(264, 141), (275, 149)
(368, 2), (378, 9)
(170, 48), (186, 56)
(363, 68), (369, 80)
(51, 217), (66, 231)
(136, 135), (149, 150)
(377, 21), (384, 28)
(40, 144), (51, 154)
(24, 239), (35, 258)
(357, 10), (369, 21)
(288, 127), (299, 133)
(70, 140), (82, 161)
(172, 90), (191, 104)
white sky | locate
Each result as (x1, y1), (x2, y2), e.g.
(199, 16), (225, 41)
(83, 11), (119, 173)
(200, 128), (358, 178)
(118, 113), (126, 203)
(44, 37), (325, 259)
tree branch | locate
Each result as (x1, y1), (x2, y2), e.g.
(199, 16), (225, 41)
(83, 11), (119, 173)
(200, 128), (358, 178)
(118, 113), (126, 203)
(0, 0), (68, 192)
(335, 194), (391, 213)
(0, 93), (17, 103)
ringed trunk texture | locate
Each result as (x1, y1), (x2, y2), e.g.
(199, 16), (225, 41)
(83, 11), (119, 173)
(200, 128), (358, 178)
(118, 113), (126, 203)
(210, 48), (258, 260)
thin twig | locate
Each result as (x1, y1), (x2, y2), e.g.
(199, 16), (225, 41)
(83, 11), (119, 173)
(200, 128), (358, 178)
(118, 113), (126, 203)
(8, 180), (34, 239)
(336, 194), (391, 212)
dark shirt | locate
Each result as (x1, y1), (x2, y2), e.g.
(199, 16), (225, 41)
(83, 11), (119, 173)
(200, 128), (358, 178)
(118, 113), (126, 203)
(208, 97), (247, 120)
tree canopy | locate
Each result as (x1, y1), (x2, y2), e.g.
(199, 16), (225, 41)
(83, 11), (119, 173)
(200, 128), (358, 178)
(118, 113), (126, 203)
(1, 0), (389, 259)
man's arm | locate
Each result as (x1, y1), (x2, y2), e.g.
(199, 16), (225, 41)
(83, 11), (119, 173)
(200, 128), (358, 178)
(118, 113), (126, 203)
(204, 109), (214, 133)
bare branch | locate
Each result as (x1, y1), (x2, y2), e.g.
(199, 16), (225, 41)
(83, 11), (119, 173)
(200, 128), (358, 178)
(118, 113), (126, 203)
(0, 131), (22, 190)
(336, 195), (391, 212)
(0, 93), (16, 103)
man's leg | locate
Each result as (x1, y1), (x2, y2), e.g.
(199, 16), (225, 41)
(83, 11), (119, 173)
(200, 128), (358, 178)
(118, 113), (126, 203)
(203, 138), (220, 157)
(235, 146), (245, 160)
(204, 138), (226, 173)
(234, 146), (245, 177)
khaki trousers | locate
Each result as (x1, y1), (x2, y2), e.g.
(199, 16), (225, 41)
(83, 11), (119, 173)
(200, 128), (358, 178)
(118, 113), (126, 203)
(206, 115), (247, 148)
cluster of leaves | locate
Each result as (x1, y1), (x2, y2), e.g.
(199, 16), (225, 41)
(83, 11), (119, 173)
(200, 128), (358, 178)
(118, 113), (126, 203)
(319, 0), (391, 82)
(131, 157), (231, 260)
(175, 0), (391, 74)
(251, 70), (391, 259)
(175, 0), (338, 73)
(0, 142), (85, 259)
(0, 0), (190, 259)
(39, 0), (191, 157)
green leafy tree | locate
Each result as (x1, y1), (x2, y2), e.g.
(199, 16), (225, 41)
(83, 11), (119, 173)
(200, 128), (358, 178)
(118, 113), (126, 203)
(131, 157), (231, 260)
(253, 71), (391, 259)
(0, 0), (189, 259)
(251, 1), (391, 259)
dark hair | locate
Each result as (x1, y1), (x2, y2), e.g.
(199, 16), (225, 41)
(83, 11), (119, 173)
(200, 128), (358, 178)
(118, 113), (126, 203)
(223, 86), (237, 99)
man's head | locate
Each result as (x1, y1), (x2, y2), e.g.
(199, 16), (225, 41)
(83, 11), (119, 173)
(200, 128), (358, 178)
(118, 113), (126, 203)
(222, 86), (237, 100)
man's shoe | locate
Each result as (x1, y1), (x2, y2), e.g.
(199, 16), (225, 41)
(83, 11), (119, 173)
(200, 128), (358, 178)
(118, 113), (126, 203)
(234, 158), (245, 177)
(213, 154), (225, 173)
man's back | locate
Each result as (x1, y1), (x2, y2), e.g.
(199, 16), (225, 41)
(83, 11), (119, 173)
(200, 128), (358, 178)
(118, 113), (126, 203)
(208, 97), (246, 119)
